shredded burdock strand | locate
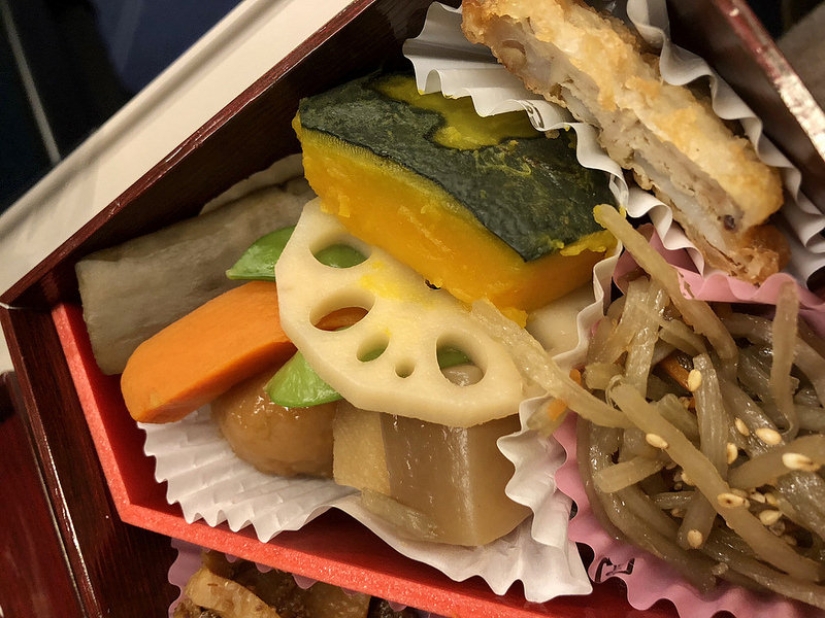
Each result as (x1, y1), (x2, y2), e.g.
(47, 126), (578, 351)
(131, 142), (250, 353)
(771, 282), (801, 438)
(592, 205), (738, 369)
(470, 298), (632, 430)
(470, 207), (825, 609)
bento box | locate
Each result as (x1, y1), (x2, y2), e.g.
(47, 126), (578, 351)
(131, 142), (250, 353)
(3, 0), (824, 616)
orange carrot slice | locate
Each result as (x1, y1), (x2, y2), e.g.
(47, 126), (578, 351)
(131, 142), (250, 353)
(121, 281), (296, 423)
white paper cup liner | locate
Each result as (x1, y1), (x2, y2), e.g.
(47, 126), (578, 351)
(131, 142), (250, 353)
(143, 401), (591, 602)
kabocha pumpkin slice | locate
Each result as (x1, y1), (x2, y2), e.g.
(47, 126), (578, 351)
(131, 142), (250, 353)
(121, 281), (296, 423)
(294, 72), (617, 320)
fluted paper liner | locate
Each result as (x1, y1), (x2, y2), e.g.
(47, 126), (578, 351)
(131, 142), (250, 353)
(143, 396), (592, 602)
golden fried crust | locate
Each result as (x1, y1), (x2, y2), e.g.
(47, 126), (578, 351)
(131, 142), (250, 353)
(462, 0), (788, 284)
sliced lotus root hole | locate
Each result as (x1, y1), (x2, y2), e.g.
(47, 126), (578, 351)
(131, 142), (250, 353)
(394, 359), (416, 379)
(311, 239), (369, 269)
(310, 283), (375, 332)
(355, 336), (416, 379)
(313, 306), (370, 331)
(356, 333), (390, 364)
(437, 342), (484, 386)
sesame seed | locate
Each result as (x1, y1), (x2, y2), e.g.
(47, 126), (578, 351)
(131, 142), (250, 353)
(755, 427), (783, 446)
(734, 418), (750, 436)
(687, 369), (703, 392)
(717, 492), (748, 508)
(711, 563), (729, 576)
(726, 443), (739, 464)
(645, 433), (669, 449)
(748, 491), (766, 504)
(782, 452), (821, 472)
(758, 510), (783, 526)
(686, 529), (704, 549)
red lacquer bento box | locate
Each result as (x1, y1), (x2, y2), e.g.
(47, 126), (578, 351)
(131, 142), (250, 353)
(3, 1), (824, 616)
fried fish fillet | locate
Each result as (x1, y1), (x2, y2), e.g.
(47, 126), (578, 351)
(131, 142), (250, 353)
(462, 0), (789, 284)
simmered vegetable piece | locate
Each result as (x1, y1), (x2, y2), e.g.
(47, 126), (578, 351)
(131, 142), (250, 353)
(295, 72), (617, 319)
(267, 346), (473, 409)
(212, 363), (335, 477)
(334, 397), (529, 546)
(78, 183), (309, 375)
(121, 281), (296, 423)
(275, 201), (527, 427)
(333, 401), (391, 496)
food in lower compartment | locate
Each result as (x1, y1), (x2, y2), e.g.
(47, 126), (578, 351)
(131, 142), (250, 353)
(174, 550), (418, 618)
(461, 0), (788, 284)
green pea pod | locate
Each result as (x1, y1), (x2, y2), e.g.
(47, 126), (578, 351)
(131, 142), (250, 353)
(265, 350), (342, 408)
(226, 226), (295, 281)
(313, 243), (367, 268)
(228, 228), (366, 282)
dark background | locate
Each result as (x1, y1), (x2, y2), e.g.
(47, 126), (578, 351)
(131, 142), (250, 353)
(0, 0), (818, 215)
(0, 0), (242, 213)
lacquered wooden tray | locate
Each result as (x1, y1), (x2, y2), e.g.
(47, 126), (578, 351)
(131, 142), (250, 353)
(2, 1), (823, 616)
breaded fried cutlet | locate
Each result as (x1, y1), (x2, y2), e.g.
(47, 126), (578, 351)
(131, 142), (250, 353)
(462, 0), (789, 284)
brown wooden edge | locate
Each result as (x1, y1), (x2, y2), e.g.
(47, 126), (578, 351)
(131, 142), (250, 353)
(1, 308), (179, 617)
(1, 371), (85, 617)
(0, 371), (15, 422)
